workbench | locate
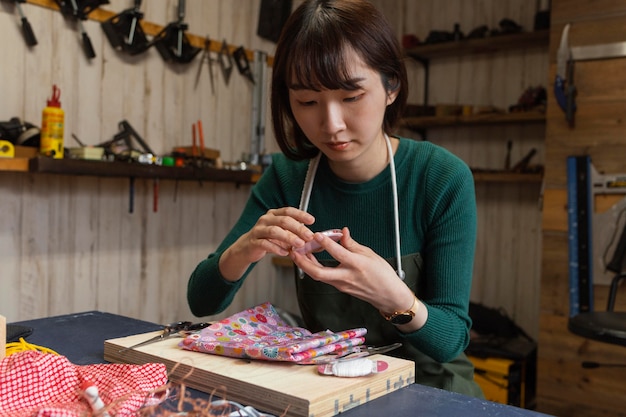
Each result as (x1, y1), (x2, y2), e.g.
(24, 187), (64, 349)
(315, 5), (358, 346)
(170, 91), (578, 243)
(8, 311), (554, 417)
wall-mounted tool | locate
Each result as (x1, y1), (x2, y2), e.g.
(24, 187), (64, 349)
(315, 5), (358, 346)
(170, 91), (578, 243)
(248, 50), (268, 167)
(555, 23), (626, 128)
(194, 36), (216, 94)
(152, 0), (200, 64)
(54, 0), (110, 59)
(233, 46), (254, 84)
(101, 0), (150, 55)
(218, 40), (233, 85)
(555, 23), (576, 127)
(11, 0), (38, 46)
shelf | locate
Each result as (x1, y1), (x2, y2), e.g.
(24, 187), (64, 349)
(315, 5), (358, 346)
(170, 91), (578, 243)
(404, 30), (549, 61)
(0, 158), (30, 171)
(471, 170), (543, 183)
(0, 157), (261, 184)
(400, 111), (545, 130)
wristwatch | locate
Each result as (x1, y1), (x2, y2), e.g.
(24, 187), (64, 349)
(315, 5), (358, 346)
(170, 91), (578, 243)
(380, 297), (419, 325)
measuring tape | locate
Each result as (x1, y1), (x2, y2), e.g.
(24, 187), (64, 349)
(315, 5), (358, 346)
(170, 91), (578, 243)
(0, 140), (15, 158)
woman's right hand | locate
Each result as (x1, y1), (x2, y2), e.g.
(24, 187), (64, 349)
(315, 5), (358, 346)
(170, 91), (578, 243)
(219, 207), (315, 281)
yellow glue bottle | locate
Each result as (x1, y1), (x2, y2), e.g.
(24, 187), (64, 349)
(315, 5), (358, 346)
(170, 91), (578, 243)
(40, 85), (64, 158)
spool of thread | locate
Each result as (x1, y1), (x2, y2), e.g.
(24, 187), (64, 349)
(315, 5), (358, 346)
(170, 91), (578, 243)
(162, 156), (175, 166)
(317, 358), (388, 377)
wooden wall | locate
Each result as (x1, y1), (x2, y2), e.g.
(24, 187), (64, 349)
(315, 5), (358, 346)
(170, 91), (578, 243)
(0, 0), (280, 324)
(539, 1), (626, 416)
(396, 0), (548, 339)
(0, 0), (566, 408)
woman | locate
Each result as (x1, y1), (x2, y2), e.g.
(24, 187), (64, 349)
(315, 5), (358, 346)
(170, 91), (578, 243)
(188, 0), (483, 397)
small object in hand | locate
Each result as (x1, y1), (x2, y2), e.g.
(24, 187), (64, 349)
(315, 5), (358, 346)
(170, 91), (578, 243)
(317, 358), (389, 377)
(293, 229), (343, 254)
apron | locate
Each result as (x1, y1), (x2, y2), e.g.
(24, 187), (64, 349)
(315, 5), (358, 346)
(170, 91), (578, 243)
(294, 254), (484, 398)
(295, 136), (484, 397)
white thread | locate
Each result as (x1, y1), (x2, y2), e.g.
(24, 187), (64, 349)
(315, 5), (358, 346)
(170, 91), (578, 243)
(331, 358), (376, 377)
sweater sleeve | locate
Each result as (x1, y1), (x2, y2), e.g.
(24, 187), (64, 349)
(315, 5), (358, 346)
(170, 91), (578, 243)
(400, 149), (477, 362)
(187, 155), (305, 317)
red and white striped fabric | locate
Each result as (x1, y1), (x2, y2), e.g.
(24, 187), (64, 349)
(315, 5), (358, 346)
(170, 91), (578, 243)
(0, 350), (168, 416)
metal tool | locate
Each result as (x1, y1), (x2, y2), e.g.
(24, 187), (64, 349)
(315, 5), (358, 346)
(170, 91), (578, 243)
(233, 46), (254, 83)
(555, 23), (576, 127)
(152, 0), (201, 64)
(555, 23), (626, 128)
(195, 36), (216, 94)
(101, 0), (151, 55)
(296, 342), (403, 365)
(119, 321), (209, 352)
(218, 39), (234, 85)
(55, 0), (109, 59)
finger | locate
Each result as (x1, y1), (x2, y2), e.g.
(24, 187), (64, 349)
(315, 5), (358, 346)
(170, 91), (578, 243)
(272, 207), (315, 225)
(308, 230), (346, 259)
(255, 211), (315, 249)
(290, 249), (326, 279)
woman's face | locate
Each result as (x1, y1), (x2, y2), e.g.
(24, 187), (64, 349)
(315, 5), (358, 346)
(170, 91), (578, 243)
(288, 49), (397, 178)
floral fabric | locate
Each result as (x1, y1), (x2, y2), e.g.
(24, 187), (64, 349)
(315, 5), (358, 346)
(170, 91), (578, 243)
(179, 302), (367, 362)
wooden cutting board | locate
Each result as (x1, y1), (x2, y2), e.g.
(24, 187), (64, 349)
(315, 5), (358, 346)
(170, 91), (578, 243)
(104, 331), (415, 417)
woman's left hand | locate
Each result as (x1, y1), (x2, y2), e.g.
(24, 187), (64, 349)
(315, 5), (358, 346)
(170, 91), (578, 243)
(290, 227), (415, 314)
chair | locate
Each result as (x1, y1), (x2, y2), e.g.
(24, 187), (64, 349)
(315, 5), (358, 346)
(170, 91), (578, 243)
(568, 273), (626, 346)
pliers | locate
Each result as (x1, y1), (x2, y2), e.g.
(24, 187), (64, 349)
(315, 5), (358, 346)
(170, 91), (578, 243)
(120, 321), (209, 352)
(555, 23), (577, 127)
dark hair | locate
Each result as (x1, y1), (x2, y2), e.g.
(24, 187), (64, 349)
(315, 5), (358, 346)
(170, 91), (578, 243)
(271, 0), (408, 160)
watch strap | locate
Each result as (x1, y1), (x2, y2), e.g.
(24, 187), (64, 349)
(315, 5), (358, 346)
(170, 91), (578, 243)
(380, 296), (419, 325)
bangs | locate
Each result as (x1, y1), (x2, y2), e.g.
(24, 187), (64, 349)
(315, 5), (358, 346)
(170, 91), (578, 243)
(288, 39), (362, 91)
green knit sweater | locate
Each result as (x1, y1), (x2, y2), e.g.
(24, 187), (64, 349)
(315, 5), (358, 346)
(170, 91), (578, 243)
(187, 137), (477, 363)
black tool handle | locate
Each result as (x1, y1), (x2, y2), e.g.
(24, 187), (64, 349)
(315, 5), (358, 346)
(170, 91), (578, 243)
(21, 17), (38, 46)
(82, 32), (96, 59)
(186, 322), (210, 331)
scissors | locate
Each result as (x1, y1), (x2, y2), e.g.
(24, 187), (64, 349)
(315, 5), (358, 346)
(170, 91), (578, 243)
(119, 321), (209, 352)
(297, 342), (403, 365)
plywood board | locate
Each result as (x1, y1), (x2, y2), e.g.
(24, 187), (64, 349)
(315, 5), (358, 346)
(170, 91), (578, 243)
(105, 332), (415, 417)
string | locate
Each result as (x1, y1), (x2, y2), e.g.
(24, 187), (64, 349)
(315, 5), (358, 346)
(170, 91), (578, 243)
(384, 133), (405, 279)
(297, 153), (322, 278)
(331, 358), (376, 377)
(5, 337), (59, 357)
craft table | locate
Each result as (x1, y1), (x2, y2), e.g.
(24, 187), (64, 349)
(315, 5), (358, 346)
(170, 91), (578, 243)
(9, 311), (553, 417)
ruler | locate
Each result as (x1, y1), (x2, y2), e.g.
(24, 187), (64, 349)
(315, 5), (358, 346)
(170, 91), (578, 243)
(567, 156), (594, 316)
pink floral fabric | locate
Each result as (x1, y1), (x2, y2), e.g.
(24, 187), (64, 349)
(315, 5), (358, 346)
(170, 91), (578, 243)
(179, 302), (367, 362)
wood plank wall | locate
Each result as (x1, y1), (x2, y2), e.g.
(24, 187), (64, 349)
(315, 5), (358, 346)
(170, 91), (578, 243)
(0, 0), (280, 325)
(0, 2), (566, 409)
(538, 1), (626, 416)
(397, 0), (548, 340)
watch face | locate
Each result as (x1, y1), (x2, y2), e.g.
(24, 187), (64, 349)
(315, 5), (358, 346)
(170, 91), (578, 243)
(390, 312), (413, 325)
